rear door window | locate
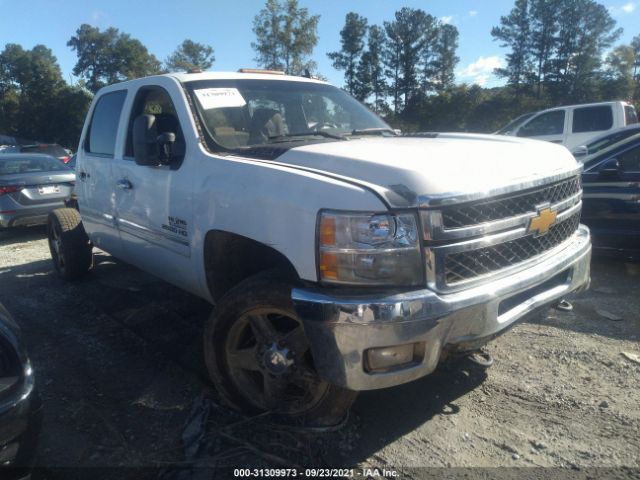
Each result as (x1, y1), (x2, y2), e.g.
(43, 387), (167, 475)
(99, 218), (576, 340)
(625, 105), (638, 125)
(518, 110), (565, 137)
(572, 106), (613, 133)
(85, 90), (127, 157)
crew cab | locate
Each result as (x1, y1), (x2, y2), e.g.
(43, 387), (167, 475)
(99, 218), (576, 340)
(47, 71), (591, 426)
(496, 101), (638, 150)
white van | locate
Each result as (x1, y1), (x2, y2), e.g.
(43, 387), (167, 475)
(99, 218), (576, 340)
(496, 101), (638, 150)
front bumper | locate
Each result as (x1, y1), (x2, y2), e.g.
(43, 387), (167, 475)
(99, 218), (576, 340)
(293, 225), (591, 391)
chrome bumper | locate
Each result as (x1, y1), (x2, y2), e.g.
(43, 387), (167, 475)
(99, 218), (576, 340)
(292, 225), (591, 391)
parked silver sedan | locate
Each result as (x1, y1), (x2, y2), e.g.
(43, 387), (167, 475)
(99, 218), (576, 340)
(0, 154), (75, 229)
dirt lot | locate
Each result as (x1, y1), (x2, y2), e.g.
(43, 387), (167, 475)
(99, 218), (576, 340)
(0, 226), (639, 479)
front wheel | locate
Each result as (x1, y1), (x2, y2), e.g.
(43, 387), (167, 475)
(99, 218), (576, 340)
(204, 274), (357, 427)
(47, 209), (93, 280)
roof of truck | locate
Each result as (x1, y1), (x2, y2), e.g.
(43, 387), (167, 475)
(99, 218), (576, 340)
(165, 70), (328, 84)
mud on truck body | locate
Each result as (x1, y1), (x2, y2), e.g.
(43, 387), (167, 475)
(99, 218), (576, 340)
(47, 71), (591, 426)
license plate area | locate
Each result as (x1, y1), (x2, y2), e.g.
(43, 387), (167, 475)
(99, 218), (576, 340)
(38, 185), (60, 195)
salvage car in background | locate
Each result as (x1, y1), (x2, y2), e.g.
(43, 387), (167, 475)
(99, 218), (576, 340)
(496, 101), (638, 150)
(571, 124), (640, 160)
(0, 154), (75, 229)
(0, 303), (39, 471)
(582, 133), (640, 259)
(14, 144), (72, 165)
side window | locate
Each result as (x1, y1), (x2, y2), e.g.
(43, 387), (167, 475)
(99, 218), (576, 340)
(616, 145), (640, 172)
(625, 105), (638, 125)
(125, 87), (185, 160)
(85, 90), (127, 156)
(572, 106), (613, 133)
(518, 110), (565, 137)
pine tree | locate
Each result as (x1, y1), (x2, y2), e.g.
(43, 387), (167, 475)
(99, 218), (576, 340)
(327, 12), (368, 94)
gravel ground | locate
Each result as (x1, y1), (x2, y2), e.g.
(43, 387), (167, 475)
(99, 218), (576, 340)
(0, 225), (639, 479)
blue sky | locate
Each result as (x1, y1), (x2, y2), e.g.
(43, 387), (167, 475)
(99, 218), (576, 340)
(1, 0), (639, 89)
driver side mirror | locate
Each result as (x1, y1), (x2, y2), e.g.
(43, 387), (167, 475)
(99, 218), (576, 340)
(133, 114), (175, 166)
(572, 145), (588, 159)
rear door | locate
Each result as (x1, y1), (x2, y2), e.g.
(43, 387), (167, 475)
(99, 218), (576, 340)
(567, 105), (615, 150)
(582, 141), (640, 252)
(516, 109), (566, 144)
(76, 89), (127, 256)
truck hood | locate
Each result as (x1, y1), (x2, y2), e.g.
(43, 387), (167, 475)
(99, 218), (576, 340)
(270, 133), (581, 208)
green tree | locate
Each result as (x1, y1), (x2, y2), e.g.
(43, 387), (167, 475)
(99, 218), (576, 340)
(549, 0), (621, 102)
(529, 0), (558, 97)
(68, 24), (162, 93)
(384, 8), (434, 113)
(327, 12), (368, 94)
(602, 45), (636, 100)
(365, 25), (388, 112)
(0, 43), (91, 147)
(491, 0), (533, 93)
(252, 0), (320, 75)
(165, 40), (215, 72)
(429, 23), (460, 93)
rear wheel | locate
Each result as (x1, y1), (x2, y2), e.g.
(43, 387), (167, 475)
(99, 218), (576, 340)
(204, 274), (357, 427)
(47, 209), (93, 280)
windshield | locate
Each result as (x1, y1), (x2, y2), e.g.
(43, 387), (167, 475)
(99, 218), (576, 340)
(186, 79), (391, 151)
(0, 155), (69, 175)
(20, 144), (67, 157)
(495, 112), (535, 135)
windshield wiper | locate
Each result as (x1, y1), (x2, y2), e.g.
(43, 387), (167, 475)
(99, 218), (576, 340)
(349, 127), (398, 136)
(268, 131), (346, 141)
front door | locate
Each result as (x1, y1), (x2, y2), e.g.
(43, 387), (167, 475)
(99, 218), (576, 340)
(111, 80), (195, 290)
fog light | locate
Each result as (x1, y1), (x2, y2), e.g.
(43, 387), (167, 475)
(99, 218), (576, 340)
(365, 343), (421, 372)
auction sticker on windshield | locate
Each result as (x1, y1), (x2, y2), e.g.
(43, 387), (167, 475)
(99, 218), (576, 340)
(194, 88), (246, 110)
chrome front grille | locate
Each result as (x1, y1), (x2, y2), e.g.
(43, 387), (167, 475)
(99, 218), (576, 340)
(444, 212), (581, 284)
(421, 171), (583, 292)
(441, 176), (582, 229)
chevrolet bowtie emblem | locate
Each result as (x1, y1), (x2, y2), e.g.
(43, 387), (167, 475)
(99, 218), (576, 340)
(528, 206), (557, 236)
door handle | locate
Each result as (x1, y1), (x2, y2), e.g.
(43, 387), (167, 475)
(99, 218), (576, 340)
(79, 171), (90, 181)
(116, 179), (133, 190)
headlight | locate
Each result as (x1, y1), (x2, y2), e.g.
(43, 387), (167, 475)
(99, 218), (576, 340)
(318, 211), (423, 286)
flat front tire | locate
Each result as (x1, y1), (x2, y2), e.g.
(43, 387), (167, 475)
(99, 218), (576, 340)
(204, 274), (357, 427)
(47, 209), (93, 281)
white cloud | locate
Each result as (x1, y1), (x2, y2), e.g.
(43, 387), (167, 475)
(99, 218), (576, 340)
(90, 10), (107, 25)
(609, 2), (635, 15)
(458, 56), (504, 86)
(440, 15), (453, 24)
(473, 74), (490, 87)
(469, 10), (478, 16)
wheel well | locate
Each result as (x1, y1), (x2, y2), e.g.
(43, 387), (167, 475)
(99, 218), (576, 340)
(204, 230), (300, 301)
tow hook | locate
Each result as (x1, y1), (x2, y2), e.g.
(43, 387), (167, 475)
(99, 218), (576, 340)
(466, 348), (494, 368)
(554, 299), (573, 312)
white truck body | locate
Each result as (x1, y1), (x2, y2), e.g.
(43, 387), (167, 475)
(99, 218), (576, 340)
(65, 71), (591, 405)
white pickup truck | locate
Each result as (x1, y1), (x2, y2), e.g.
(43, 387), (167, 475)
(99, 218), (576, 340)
(48, 71), (591, 426)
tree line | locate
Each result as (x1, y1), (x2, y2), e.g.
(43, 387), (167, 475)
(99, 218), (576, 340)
(2, 0), (640, 150)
